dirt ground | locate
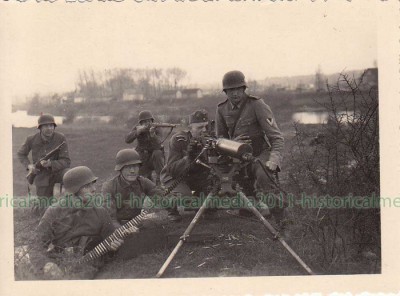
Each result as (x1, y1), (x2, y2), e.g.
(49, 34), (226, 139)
(12, 124), (381, 280)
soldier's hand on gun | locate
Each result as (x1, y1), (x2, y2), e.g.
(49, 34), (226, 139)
(137, 125), (149, 135)
(149, 126), (156, 136)
(123, 225), (139, 236)
(234, 134), (252, 145)
(265, 161), (278, 172)
(28, 164), (39, 173)
(40, 160), (52, 168)
(109, 237), (124, 251)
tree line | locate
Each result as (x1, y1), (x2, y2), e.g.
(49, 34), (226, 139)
(76, 67), (188, 100)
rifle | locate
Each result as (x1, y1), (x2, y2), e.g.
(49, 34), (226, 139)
(150, 122), (179, 128)
(26, 141), (66, 185)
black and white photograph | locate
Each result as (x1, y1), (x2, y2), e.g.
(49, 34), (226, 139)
(0, 0), (399, 294)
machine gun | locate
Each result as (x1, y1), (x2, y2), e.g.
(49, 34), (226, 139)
(156, 137), (315, 277)
(26, 141), (65, 185)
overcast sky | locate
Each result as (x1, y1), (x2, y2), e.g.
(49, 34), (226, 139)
(1, 1), (377, 101)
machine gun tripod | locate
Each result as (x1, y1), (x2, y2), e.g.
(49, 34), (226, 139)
(156, 138), (315, 277)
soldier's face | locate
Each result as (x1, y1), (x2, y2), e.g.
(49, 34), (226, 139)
(40, 124), (55, 137)
(140, 119), (153, 127)
(190, 122), (209, 138)
(121, 164), (140, 182)
(225, 87), (246, 105)
(77, 181), (97, 203)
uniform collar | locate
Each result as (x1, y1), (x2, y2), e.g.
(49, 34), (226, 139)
(228, 96), (248, 110)
(118, 174), (140, 189)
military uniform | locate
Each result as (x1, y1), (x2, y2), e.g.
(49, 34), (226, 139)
(102, 175), (162, 227)
(17, 131), (71, 205)
(29, 196), (116, 280)
(161, 111), (212, 219)
(125, 125), (164, 184)
(216, 94), (286, 220)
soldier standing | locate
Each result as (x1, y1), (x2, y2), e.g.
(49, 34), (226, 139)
(215, 71), (288, 230)
(160, 110), (213, 222)
(102, 149), (163, 228)
(29, 166), (137, 280)
(17, 114), (71, 216)
(125, 110), (164, 186)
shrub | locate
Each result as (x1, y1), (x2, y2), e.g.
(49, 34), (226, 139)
(288, 72), (380, 268)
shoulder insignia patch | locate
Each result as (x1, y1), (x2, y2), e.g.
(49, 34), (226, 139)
(266, 118), (274, 126)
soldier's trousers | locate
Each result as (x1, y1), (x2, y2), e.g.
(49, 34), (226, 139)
(34, 169), (69, 216)
(138, 149), (165, 183)
(245, 149), (287, 224)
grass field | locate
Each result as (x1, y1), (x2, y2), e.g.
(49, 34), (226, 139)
(12, 121), (381, 280)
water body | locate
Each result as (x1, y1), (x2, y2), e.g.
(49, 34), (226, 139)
(11, 110), (112, 128)
(292, 111), (355, 125)
(12, 110), (65, 128)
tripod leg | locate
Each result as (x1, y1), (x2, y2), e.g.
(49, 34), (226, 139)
(237, 191), (315, 275)
(155, 191), (215, 278)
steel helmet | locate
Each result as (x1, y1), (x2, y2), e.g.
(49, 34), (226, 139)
(138, 110), (154, 123)
(63, 166), (98, 194)
(115, 149), (142, 171)
(38, 114), (57, 129)
(222, 70), (247, 91)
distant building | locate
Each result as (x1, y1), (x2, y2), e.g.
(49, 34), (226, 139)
(181, 88), (203, 99)
(123, 89), (145, 101)
(161, 90), (182, 100)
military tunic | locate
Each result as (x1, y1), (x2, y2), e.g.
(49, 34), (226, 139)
(160, 131), (210, 211)
(216, 94), (286, 220)
(216, 94), (284, 167)
(30, 196), (115, 279)
(125, 125), (164, 182)
(17, 131), (71, 200)
(102, 175), (161, 227)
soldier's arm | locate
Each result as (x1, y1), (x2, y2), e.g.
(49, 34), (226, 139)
(165, 135), (190, 178)
(254, 100), (284, 167)
(50, 135), (71, 172)
(101, 181), (121, 228)
(215, 108), (230, 138)
(97, 207), (119, 238)
(125, 126), (138, 144)
(142, 177), (163, 200)
(17, 136), (33, 169)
